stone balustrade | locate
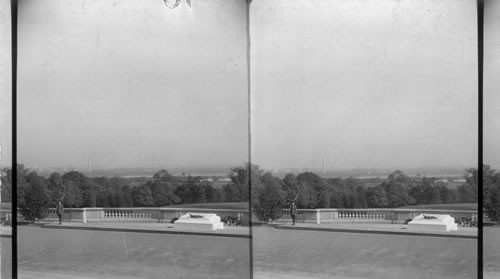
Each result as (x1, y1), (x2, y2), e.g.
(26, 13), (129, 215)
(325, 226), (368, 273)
(12, 207), (477, 226)
(40, 207), (250, 225)
(278, 208), (478, 225)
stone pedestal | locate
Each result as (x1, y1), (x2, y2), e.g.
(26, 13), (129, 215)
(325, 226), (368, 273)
(174, 213), (224, 231)
(408, 214), (458, 232)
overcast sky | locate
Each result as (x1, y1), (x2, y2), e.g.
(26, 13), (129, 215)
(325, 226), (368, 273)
(251, 0), (478, 170)
(18, 0), (248, 170)
(485, 0), (500, 168)
(0, 0), (11, 168)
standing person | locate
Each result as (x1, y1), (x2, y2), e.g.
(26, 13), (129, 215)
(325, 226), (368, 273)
(56, 200), (64, 225)
(290, 201), (298, 225)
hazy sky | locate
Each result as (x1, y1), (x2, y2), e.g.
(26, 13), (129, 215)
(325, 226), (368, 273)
(485, 0), (500, 168)
(18, 0), (248, 169)
(0, 0), (11, 168)
(251, 0), (478, 170)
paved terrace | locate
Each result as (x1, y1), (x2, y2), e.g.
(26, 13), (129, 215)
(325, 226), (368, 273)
(12, 216), (482, 279)
(18, 220), (476, 240)
(41, 222), (250, 238)
(274, 222), (477, 239)
(6, 205), (479, 238)
(0, 226), (11, 237)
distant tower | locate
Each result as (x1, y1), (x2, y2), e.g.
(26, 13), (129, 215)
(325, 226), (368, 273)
(322, 156), (326, 174)
(88, 155), (92, 174)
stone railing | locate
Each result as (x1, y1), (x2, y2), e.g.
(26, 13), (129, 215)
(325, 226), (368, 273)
(40, 207), (250, 225)
(278, 208), (478, 225)
(15, 207), (477, 226)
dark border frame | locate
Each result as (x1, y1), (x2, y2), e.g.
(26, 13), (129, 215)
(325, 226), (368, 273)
(8, 1), (486, 279)
(10, 0), (18, 278)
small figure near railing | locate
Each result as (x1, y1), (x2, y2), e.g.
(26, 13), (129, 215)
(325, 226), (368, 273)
(289, 194), (299, 225)
(289, 202), (298, 225)
(56, 194), (65, 225)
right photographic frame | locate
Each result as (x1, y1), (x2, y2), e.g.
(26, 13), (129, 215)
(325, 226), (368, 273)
(250, 0), (479, 278)
(483, 0), (500, 278)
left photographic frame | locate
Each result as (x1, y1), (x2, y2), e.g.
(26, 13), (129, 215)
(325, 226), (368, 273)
(16, 0), (251, 278)
(0, 0), (13, 278)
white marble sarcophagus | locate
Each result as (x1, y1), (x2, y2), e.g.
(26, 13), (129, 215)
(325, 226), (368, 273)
(174, 213), (224, 231)
(408, 214), (458, 232)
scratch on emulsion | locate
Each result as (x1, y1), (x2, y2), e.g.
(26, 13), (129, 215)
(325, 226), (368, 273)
(120, 231), (129, 259)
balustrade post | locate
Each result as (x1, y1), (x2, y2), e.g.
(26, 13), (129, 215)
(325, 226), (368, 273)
(83, 208), (87, 223)
(333, 209), (338, 220)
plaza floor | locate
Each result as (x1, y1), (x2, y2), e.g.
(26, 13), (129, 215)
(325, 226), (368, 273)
(275, 222), (477, 238)
(252, 226), (477, 279)
(41, 221), (251, 238)
(484, 226), (500, 279)
(0, 225), (12, 236)
(18, 225), (251, 279)
(14, 221), (481, 278)
(35, 220), (478, 239)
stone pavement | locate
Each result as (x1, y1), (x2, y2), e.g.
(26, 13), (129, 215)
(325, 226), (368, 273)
(0, 226), (12, 237)
(40, 222), (251, 238)
(274, 222), (477, 239)
(32, 221), (478, 239)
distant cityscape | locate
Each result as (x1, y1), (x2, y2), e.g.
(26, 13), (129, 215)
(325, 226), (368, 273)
(23, 165), (471, 180)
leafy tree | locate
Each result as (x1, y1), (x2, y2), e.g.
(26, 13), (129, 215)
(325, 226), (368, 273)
(120, 185), (133, 207)
(483, 165), (500, 221)
(150, 181), (180, 206)
(131, 185), (154, 207)
(325, 178), (343, 208)
(295, 180), (315, 209)
(230, 166), (248, 201)
(384, 170), (415, 207)
(47, 172), (64, 205)
(175, 176), (207, 204)
(222, 183), (240, 202)
(366, 185), (388, 208)
(200, 181), (216, 203)
(62, 180), (84, 208)
(16, 164), (29, 208)
(19, 172), (50, 222)
(153, 169), (176, 183)
(1, 168), (12, 202)
(214, 188), (225, 203)
(252, 172), (284, 222)
(437, 183), (454, 204)
(424, 183), (441, 205)
(91, 176), (131, 207)
(342, 177), (364, 208)
(144, 170), (181, 206)
(464, 167), (478, 202)
(409, 177), (441, 205)
(229, 163), (262, 202)
(353, 185), (367, 208)
(296, 172), (328, 208)
(62, 171), (97, 207)
(282, 173), (299, 202)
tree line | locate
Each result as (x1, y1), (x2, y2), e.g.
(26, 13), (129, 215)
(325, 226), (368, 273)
(1, 164), (480, 222)
(1, 164), (251, 222)
(251, 166), (478, 221)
